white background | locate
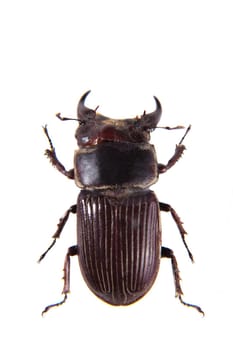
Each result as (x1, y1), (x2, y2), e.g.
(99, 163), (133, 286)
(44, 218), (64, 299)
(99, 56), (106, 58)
(1, 0), (233, 349)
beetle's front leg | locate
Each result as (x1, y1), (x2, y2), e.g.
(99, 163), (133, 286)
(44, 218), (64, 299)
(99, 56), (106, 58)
(158, 125), (191, 174)
(43, 125), (74, 179)
(161, 247), (204, 315)
(42, 245), (79, 316)
(38, 204), (77, 262)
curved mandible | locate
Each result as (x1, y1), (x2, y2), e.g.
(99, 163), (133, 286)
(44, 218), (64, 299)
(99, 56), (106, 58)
(77, 90), (97, 121)
(140, 96), (162, 128)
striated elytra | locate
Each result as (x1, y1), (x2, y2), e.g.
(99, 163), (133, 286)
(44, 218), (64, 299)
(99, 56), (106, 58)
(39, 91), (204, 316)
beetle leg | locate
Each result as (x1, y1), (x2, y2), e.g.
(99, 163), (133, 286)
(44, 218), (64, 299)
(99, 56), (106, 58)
(158, 125), (191, 174)
(42, 245), (79, 316)
(159, 202), (194, 262)
(162, 247), (204, 315)
(43, 125), (74, 179)
(38, 205), (77, 262)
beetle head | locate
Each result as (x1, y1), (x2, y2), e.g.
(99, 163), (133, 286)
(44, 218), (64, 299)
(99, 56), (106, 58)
(75, 91), (162, 146)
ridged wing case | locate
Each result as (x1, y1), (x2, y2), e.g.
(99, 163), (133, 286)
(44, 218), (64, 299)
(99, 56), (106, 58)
(77, 190), (161, 305)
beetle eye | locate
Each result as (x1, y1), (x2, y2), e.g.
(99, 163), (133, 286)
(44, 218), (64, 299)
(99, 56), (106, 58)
(78, 120), (86, 126)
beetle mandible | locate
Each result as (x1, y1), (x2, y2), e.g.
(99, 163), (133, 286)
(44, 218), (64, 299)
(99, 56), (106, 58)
(39, 91), (204, 315)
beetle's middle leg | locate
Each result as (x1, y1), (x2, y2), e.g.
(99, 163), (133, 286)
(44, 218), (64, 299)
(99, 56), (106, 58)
(42, 245), (79, 316)
(159, 202), (194, 262)
(38, 204), (77, 262)
(161, 247), (204, 315)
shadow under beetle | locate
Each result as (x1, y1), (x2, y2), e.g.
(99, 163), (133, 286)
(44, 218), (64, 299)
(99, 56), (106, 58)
(39, 91), (204, 316)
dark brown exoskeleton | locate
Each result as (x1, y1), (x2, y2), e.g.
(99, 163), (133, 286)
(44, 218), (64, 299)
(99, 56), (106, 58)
(39, 91), (204, 315)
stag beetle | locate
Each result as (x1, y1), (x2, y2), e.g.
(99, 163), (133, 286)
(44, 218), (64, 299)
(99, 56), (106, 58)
(39, 91), (204, 316)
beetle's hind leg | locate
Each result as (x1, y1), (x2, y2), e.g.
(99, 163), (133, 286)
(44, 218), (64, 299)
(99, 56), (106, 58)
(38, 204), (77, 262)
(42, 245), (79, 316)
(161, 247), (204, 315)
